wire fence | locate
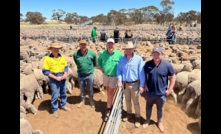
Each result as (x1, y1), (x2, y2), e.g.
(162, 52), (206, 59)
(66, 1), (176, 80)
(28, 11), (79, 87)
(22, 35), (201, 47)
(103, 87), (125, 134)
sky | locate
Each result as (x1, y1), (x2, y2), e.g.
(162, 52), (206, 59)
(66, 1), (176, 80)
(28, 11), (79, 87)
(20, 0), (201, 20)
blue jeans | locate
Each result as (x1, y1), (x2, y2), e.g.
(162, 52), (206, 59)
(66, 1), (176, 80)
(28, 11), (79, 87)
(78, 74), (94, 101)
(49, 78), (67, 112)
(145, 91), (166, 123)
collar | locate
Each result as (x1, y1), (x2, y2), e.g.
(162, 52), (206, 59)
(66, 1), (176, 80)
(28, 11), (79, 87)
(78, 49), (88, 56)
(49, 53), (61, 57)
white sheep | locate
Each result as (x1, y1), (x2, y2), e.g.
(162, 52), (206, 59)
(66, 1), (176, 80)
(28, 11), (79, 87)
(20, 118), (43, 134)
(181, 80), (201, 112)
(20, 74), (43, 114)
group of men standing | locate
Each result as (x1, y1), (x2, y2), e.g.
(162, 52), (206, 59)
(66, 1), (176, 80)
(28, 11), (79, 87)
(91, 27), (133, 44)
(42, 33), (176, 132)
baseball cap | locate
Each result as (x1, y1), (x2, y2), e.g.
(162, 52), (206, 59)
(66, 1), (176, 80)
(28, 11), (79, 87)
(107, 38), (115, 43)
(152, 46), (163, 53)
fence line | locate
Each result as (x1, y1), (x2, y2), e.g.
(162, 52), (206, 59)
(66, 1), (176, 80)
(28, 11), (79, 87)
(103, 87), (125, 134)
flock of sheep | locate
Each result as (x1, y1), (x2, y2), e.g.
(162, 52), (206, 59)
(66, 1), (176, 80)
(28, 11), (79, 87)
(20, 25), (201, 133)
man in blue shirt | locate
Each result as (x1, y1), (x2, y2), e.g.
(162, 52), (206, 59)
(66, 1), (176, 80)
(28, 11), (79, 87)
(143, 46), (176, 132)
(117, 41), (145, 128)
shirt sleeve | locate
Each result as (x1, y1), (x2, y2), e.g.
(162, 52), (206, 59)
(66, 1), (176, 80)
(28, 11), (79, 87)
(168, 63), (175, 76)
(97, 53), (103, 68)
(73, 53), (77, 65)
(138, 57), (145, 87)
(93, 52), (97, 67)
(64, 66), (68, 72)
(42, 56), (50, 76)
(42, 69), (50, 76)
(117, 58), (123, 81)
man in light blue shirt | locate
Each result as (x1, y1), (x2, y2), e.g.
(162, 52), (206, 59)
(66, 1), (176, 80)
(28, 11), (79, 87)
(117, 41), (145, 128)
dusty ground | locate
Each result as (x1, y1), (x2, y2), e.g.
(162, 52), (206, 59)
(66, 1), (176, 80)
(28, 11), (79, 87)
(26, 87), (200, 134)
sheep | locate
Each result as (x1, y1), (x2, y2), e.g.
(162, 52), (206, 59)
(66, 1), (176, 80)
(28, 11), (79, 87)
(20, 118), (43, 134)
(20, 106), (26, 119)
(33, 68), (50, 94)
(172, 63), (184, 74)
(195, 95), (201, 117)
(173, 71), (190, 103)
(188, 69), (201, 84)
(20, 74), (43, 114)
(181, 80), (201, 113)
(93, 68), (105, 94)
(181, 62), (193, 72)
(66, 66), (75, 94)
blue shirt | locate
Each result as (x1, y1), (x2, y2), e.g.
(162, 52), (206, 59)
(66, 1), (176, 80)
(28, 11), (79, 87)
(166, 29), (173, 37)
(144, 59), (175, 95)
(117, 53), (145, 88)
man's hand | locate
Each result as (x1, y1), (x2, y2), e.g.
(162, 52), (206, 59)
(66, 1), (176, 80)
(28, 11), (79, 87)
(61, 73), (67, 80)
(55, 76), (63, 81)
(144, 86), (149, 92)
(139, 87), (144, 94)
(118, 81), (123, 87)
(165, 88), (173, 96)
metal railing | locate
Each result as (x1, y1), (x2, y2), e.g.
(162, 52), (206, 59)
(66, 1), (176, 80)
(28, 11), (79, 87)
(103, 87), (125, 134)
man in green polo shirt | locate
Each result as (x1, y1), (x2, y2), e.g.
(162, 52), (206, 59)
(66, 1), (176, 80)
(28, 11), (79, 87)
(97, 38), (123, 121)
(73, 40), (97, 108)
(91, 27), (97, 44)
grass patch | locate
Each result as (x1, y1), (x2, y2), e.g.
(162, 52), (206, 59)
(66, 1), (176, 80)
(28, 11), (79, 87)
(20, 21), (77, 29)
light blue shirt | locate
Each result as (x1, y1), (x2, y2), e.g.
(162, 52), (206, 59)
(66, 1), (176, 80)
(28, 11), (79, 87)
(117, 53), (145, 87)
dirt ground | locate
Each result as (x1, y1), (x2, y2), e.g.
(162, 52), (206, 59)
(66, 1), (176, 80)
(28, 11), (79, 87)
(26, 87), (201, 134)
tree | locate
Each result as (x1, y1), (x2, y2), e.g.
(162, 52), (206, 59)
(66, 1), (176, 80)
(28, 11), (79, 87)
(175, 10), (200, 24)
(25, 11), (46, 24)
(91, 14), (107, 25)
(51, 9), (66, 23)
(157, 0), (175, 24)
(64, 12), (79, 24)
(140, 6), (159, 23)
(20, 13), (23, 21)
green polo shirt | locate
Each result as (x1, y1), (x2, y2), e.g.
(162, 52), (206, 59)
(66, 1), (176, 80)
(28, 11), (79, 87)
(98, 49), (123, 76)
(73, 49), (97, 74)
(91, 28), (97, 38)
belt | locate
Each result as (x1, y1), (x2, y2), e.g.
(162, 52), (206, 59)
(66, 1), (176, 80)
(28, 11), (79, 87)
(124, 80), (139, 84)
(106, 74), (116, 77)
(52, 72), (64, 76)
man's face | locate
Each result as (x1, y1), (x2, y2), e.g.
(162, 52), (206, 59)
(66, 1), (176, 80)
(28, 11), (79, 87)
(51, 47), (59, 54)
(152, 52), (162, 62)
(79, 43), (87, 51)
(124, 48), (134, 56)
(106, 42), (114, 51)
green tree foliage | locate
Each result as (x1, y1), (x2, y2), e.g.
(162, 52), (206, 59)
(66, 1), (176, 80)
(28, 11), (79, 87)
(175, 10), (200, 24)
(140, 6), (159, 23)
(91, 14), (107, 25)
(20, 13), (23, 19)
(64, 12), (78, 24)
(157, 0), (175, 24)
(25, 11), (46, 24)
(106, 10), (127, 25)
(51, 9), (66, 23)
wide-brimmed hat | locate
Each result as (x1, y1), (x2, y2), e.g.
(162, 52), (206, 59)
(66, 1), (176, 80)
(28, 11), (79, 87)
(79, 40), (88, 45)
(122, 41), (135, 49)
(47, 42), (62, 50)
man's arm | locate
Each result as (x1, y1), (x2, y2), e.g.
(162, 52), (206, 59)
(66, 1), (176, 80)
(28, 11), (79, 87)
(166, 74), (176, 96)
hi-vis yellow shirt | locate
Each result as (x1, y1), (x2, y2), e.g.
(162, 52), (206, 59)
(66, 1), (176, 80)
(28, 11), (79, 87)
(42, 54), (68, 74)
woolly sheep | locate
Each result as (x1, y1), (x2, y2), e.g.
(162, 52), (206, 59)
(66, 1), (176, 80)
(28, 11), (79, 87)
(181, 80), (201, 112)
